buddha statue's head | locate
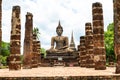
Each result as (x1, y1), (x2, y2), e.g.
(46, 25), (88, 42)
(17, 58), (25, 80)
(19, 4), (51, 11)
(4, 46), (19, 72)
(56, 21), (63, 36)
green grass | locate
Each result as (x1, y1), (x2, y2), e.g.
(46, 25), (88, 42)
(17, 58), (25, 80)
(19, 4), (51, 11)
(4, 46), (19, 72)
(0, 66), (8, 69)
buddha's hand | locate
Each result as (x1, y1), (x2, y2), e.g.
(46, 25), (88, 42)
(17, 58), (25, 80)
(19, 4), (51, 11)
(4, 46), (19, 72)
(59, 46), (68, 50)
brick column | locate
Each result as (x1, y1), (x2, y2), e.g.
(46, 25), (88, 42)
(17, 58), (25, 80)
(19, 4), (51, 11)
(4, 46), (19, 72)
(114, 0), (120, 74)
(92, 2), (106, 70)
(32, 34), (38, 68)
(23, 12), (33, 69)
(9, 6), (21, 70)
(85, 23), (94, 68)
(36, 41), (41, 66)
(80, 36), (86, 67)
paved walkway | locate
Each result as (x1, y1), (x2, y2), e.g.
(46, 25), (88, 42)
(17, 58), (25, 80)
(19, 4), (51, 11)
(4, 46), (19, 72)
(0, 67), (120, 77)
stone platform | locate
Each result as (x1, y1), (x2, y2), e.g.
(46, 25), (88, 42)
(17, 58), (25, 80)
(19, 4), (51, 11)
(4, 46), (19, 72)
(0, 67), (120, 80)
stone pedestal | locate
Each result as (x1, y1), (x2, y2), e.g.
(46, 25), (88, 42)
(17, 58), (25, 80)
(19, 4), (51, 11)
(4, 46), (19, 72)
(45, 52), (79, 67)
(92, 2), (106, 70)
(23, 12), (33, 69)
(9, 6), (21, 70)
(80, 36), (86, 67)
(85, 23), (94, 68)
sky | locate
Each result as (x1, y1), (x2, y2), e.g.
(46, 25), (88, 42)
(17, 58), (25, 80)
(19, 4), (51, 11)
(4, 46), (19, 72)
(2, 0), (113, 54)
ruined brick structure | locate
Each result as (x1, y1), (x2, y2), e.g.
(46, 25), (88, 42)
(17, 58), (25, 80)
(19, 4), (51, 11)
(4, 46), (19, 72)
(0, 0), (2, 54)
(80, 36), (86, 67)
(92, 2), (106, 70)
(85, 23), (94, 68)
(114, 0), (120, 74)
(23, 12), (33, 69)
(32, 34), (39, 68)
(36, 41), (41, 66)
(9, 6), (21, 70)
(70, 31), (76, 51)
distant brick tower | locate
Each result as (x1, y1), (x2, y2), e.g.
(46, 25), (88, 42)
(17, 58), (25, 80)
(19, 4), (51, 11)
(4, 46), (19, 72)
(0, 0), (2, 54)
(70, 31), (76, 51)
(80, 36), (86, 67)
(9, 6), (21, 70)
(92, 2), (106, 70)
(23, 12), (33, 69)
(85, 23), (94, 68)
(114, 0), (120, 74)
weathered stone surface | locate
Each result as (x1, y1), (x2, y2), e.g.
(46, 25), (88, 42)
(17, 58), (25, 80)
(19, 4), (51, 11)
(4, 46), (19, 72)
(0, 76), (120, 80)
(32, 34), (39, 68)
(85, 23), (94, 68)
(80, 36), (86, 67)
(36, 41), (41, 66)
(114, 0), (120, 74)
(23, 12), (33, 69)
(9, 6), (21, 70)
(92, 2), (106, 70)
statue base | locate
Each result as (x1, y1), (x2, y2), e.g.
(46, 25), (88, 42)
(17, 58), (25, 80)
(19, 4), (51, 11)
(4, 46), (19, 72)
(40, 52), (79, 67)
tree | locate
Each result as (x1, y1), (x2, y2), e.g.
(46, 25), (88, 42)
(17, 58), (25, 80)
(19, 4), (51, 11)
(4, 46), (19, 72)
(1, 41), (10, 56)
(105, 23), (115, 62)
(0, 41), (10, 66)
(33, 27), (40, 40)
(40, 48), (46, 58)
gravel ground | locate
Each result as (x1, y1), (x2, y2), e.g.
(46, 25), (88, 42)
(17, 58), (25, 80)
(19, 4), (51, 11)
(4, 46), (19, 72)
(0, 67), (120, 77)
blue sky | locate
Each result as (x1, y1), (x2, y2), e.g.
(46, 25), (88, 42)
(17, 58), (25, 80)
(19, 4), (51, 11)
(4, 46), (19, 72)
(2, 0), (113, 53)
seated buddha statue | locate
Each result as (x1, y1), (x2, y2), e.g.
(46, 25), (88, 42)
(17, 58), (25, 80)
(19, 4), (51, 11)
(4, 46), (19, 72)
(46, 21), (73, 54)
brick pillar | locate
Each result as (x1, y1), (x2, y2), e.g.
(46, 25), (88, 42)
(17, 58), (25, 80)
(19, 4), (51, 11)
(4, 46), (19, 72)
(92, 2), (106, 70)
(32, 34), (39, 68)
(36, 41), (41, 66)
(85, 23), (94, 68)
(9, 6), (21, 70)
(23, 12), (33, 69)
(77, 42), (80, 65)
(0, 0), (2, 54)
(80, 36), (86, 67)
(114, 0), (120, 74)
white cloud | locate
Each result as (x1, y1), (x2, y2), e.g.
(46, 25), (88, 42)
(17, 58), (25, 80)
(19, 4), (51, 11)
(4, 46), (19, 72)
(2, 0), (113, 54)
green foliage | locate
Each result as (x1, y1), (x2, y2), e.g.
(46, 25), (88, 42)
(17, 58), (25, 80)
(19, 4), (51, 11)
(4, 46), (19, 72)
(33, 27), (40, 40)
(0, 55), (7, 66)
(0, 41), (10, 66)
(20, 55), (23, 64)
(1, 41), (10, 56)
(105, 23), (115, 62)
(40, 48), (46, 58)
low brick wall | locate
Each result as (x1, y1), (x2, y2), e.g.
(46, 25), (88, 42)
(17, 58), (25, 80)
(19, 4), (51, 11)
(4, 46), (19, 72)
(0, 76), (120, 80)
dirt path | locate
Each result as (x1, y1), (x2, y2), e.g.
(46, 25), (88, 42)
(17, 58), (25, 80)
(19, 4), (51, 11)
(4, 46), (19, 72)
(0, 67), (119, 77)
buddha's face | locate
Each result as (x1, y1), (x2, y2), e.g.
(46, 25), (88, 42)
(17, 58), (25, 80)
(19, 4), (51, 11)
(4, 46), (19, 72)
(56, 28), (63, 36)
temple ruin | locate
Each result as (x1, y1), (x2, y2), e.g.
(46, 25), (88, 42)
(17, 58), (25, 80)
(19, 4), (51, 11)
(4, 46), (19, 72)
(23, 12), (33, 69)
(9, 6), (21, 70)
(80, 36), (86, 67)
(92, 2), (106, 70)
(114, 0), (120, 74)
(32, 34), (39, 68)
(0, 0), (119, 77)
(70, 31), (76, 51)
(85, 23), (94, 68)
